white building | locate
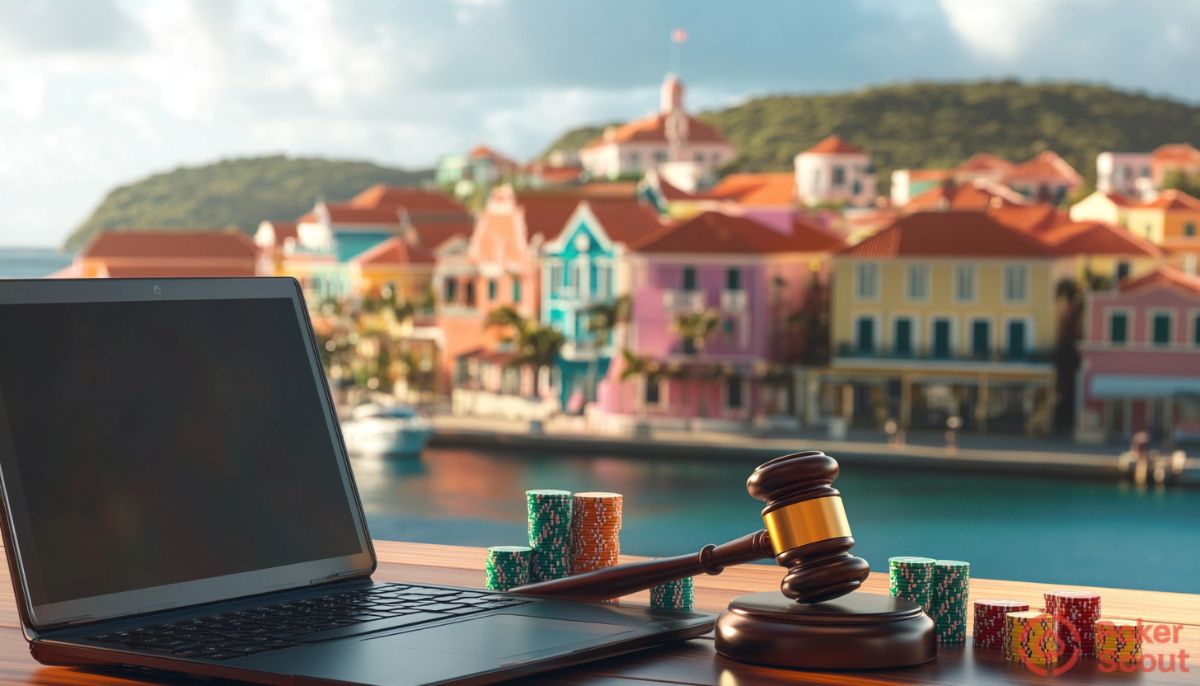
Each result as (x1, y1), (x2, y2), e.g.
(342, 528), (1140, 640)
(1097, 151), (1153, 199)
(793, 135), (876, 207)
(578, 74), (736, 180)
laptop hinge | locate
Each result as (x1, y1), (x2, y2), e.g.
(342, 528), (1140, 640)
(308, 570), (363, 585)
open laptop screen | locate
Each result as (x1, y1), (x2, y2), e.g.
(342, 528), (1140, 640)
(0, 279), (373, 627)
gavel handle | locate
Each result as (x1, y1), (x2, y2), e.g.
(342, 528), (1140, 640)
(511, 529), (773, 603)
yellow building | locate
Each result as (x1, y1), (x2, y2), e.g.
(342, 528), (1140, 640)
(1068, 190), (1132, 226)
(1124, 190), (1200, 245)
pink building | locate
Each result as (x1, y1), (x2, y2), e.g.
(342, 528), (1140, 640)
(1077, 267), (1200, 443)
(597, 211), (843, 428)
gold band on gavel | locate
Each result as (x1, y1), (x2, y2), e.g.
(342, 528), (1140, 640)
(761, 496), (852, 554)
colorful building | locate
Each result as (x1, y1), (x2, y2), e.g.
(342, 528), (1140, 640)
(1004, 151), (1083, 204)
(1077, 267), (1200, 443)
(540, 198), (664, 406)
(793, 136), (876, 207)
(1123, 190), (1200, 246)
(54, 230), (262, 278)
(1069, 190), (1133, 226)
(1150, 143), (1200, 187)
(579, 74), (736, 181)
(597, 211), (843, 428)
(436, 144), (519, 195)
(824, 211), (1063, 434)
(1096, 151), (1153, 198)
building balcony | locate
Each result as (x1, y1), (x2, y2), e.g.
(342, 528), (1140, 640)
(663, 290), (706, 312)
(720, 289), (747, 312)
(832, 343), (1054, 368)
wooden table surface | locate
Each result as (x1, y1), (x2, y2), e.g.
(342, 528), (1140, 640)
(0, 541), (1196, 685)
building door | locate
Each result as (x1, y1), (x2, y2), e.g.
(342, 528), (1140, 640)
(894, 318), (913, 356)
(971, 320), (990, 359)
(932, 319), (951, 358)
(856, 317), (876, 354)
(1007, 320), (1028, 359)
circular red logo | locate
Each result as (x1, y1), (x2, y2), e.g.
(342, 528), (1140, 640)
(1019, 613), (1082, 677)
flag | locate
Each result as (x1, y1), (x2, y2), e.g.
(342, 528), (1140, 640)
(672, 28), (687, 43)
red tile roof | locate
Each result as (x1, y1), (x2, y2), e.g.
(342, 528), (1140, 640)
(956, 153), (1014, 175)
(839, 211), (1056, 258)
(583, 199), (663, 244)
(650, 174), (699, 201)
(1039, 221), (1163, 257)
(522, 162), (583, 185)
(101, 265), (258, 278)
(351, 236), (435, 267)
(411, 219), (475, 249)
(573, 181), (640, 198)
(263, 221), (298, 242)
(82, 230), (259, 260)
(582, 113), (730, 149)
(1120, 266), (1200, 296)
(805, 135), (863, 155)
(1137, 189), (1200, 211)
(706, 173), (796, 206)
(988, 203), (1068, 233)
(1151, 143), (1200, 165)
(908, 180), (1024, 211)
(516, 193), (586, 241)
(1006, 151), (1083, 185)
(634, 210), (842, 254)
(348, 185), (469, 215)
(323, 203), (403, 224)
(1102, 192), (1136, 207)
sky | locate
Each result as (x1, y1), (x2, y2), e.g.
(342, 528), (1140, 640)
(1, 0), (1198, 247)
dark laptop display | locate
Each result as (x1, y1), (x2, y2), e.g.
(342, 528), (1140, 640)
(0, 282), (373, 627)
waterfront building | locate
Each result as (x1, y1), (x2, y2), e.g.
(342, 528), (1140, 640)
(793, 135), (876, 207)
(540, 198), (664, 407)
(1096, 151), (1153, 198)
(1004, 151), (1083, 204)
(1069, 190), (1133, 226)
(890, 168), (950, 207)
(597, 211), (843, 429)
(578, 74), (736, 181)
(905, 178), (1025, 211)
(436, 145), (519, 195)
(54, 229), (262, 278)
(1123, 190), (1200, 246)
(1077, 267), (1200, 443)
(346, 237), (436, 301)
(1150, 143), (1200, 188)
(953, 153), (1015, 185)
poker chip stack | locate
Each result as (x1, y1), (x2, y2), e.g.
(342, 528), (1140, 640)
(1044, 590), (1101, 657)
(1004, 611), (1059, 666)
(930, 560), (970, 644)
(1094, 619), (1142, 667)
(888, 557), (935, 613)
(570, 492), (623, 574)
(484, 545), (532, 592)
(973, 599), (1029, 648)
(650, 577), (694, 611)
(526, 489), (573, 581)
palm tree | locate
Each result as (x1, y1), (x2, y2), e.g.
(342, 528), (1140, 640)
(583, 294), (632, 400)
(486, 306), (566, 398)
(672, 309), (720, 417)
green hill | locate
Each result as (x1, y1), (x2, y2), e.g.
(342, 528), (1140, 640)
(543, 80), (1200, 188)
(66, 155), (432, 251)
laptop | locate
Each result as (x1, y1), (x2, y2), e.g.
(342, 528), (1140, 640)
(0, 277), (712, 685)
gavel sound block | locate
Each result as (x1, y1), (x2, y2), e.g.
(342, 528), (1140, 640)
(514, 451), (935, 670)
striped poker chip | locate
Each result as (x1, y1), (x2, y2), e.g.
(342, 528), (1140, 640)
(650, 576), (694, 611)
(484, 545), (532, 591)
(526, 489), (573, 581)
(1004, 611), (1059, 666)
(931, 560), (969, 644)
(571, 492), (623, 576)
(1094, 618), (1141, 665)
(974, 599), (1029, 648)
(888, 556), (935, 614)
(1043, 589), (1101, 657)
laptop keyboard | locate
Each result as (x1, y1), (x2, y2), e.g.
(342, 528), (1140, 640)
(86, 583), (529, 661)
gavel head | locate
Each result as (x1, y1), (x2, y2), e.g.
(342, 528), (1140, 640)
(747, 451), (871, 604)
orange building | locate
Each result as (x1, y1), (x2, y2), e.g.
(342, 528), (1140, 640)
(55, 230), (261, 278)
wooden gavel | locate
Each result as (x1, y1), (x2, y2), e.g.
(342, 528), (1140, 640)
(513, 450), (870, 604)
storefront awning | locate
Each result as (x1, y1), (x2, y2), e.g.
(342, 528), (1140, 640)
(1090, 374), (1200, 399)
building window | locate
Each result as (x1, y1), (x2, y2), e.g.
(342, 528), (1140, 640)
(682, 266), (697, 291)
(931, 318), (952, 358)
(1116, 262), (1131, 282)
(644, 376), (661, 406)
(722, 317), (735, 345)
(855, 316), (876, 354)
(655, 150), (668, 163)
(512, 278), (522, 303)
(1186, 222), (1197, 238)
(1006, 320), (1028, 358)
(1152, 312), (1173, 346)
(893, 317), (914, 356)
(1004, 265), (1028, 302)
(725, 375), (744, 410)
(628, 151), (640, 167)
(831, 165), (845, 187)
(549, 263), (562, 297)
(487, 279), (497, 301)
(464, 281), (476, 307)
(954, 265), (976, 302)
(906, 264), (929, 301)
(694, 151), (704, 163)
(682, 337), (697, 355)
(443, 278), (458, 303)
(1109, 312), (1128, 345)
(970, 319), (990, 358)
(855, 263), (879, 300)
(1194, 313), (1200, 346)
(726, 267), (742, 291)
(595, 266), (609, 299)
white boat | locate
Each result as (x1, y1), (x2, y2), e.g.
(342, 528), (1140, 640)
(340, 403), (433, 457)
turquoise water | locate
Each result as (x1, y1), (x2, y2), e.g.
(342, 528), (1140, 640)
(0, 248), (70, 278)
(352, 447), (1199, 594)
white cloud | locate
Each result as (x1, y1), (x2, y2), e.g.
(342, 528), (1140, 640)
(938, 0), (1061, 60)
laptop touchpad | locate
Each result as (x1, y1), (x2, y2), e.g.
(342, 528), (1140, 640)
(369, 614), (635, 658)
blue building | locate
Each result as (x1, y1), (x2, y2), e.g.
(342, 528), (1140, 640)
(539, 199), (663, 408)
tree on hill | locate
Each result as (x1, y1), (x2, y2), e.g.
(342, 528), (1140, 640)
(542, 80), (1200, 192)
(65, 155), (432, 251)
